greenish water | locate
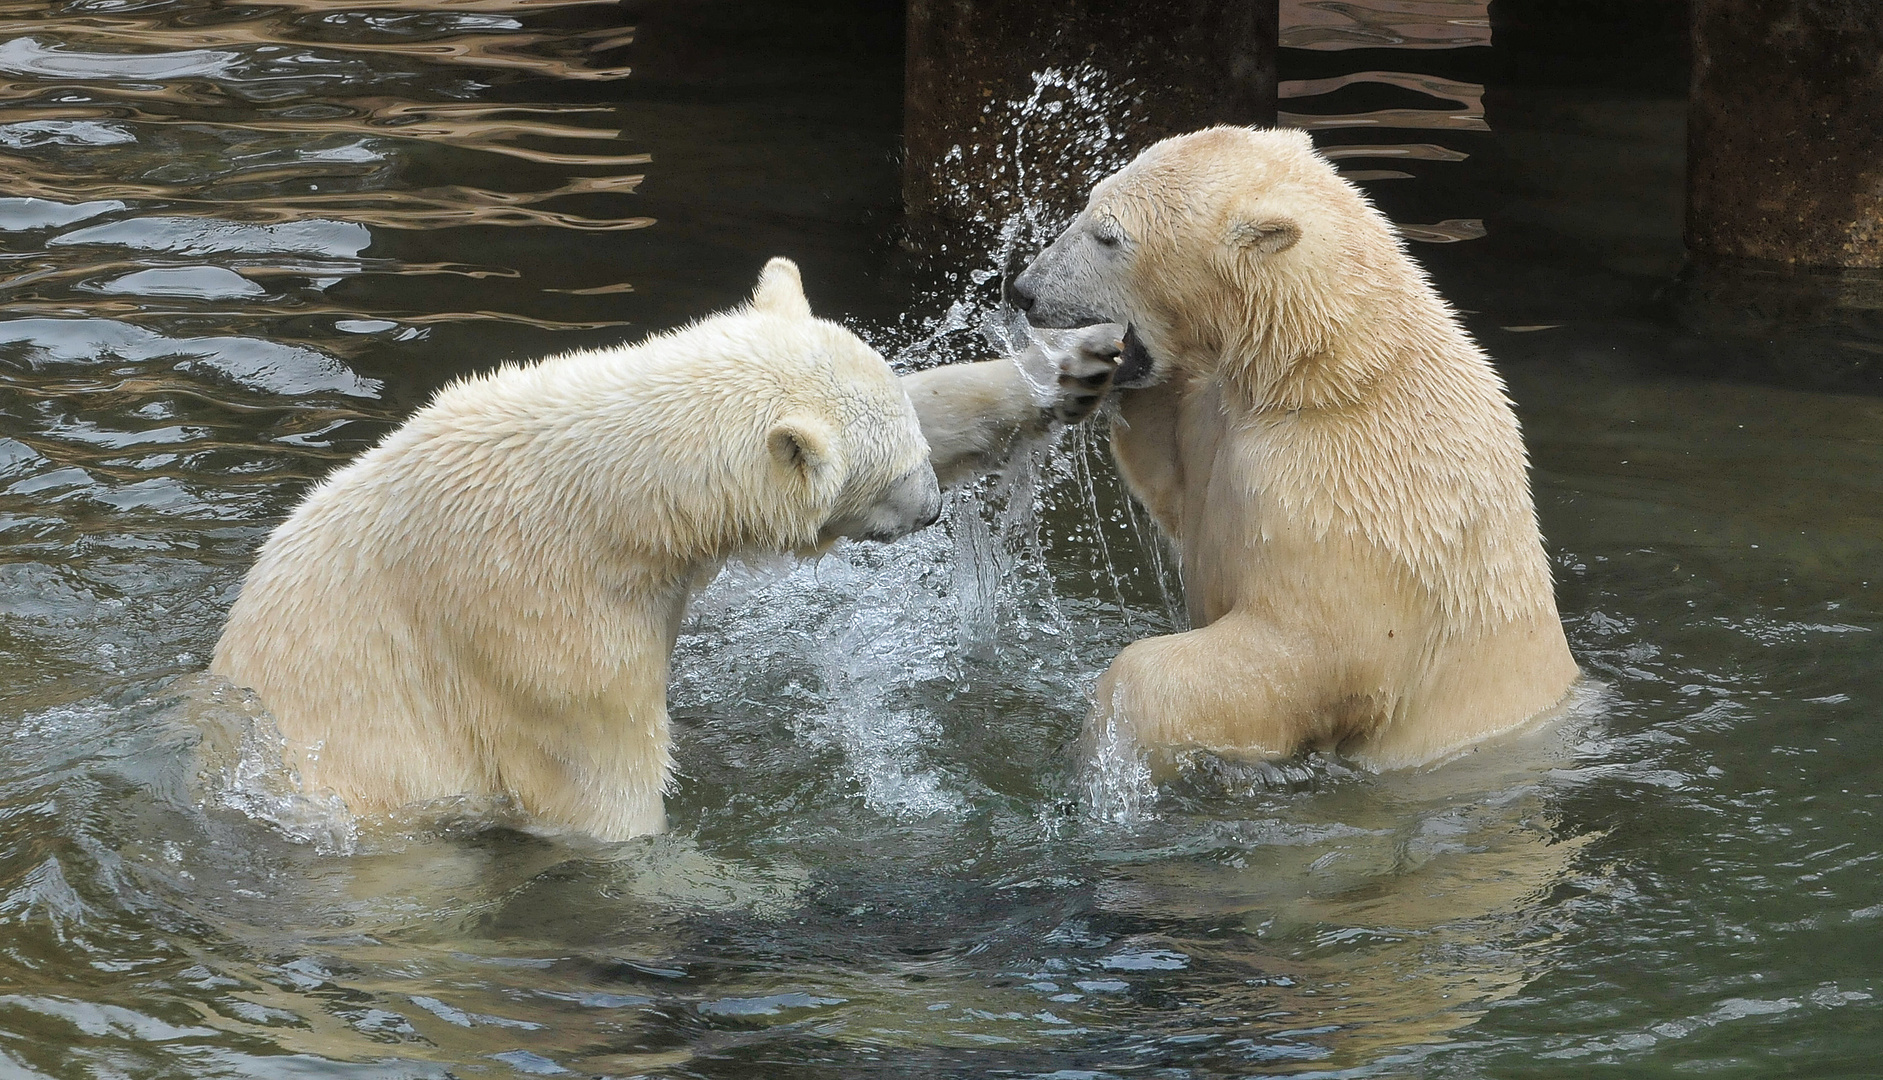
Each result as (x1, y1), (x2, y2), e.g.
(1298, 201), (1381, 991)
(1, 1), (1880, 1077)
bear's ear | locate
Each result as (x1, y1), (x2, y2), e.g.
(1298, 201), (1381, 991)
(768, 413), (844, 494)
(750, 257), (814, 319)
(1228, 217), (1301, 256)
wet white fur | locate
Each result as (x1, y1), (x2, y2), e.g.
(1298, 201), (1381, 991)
(1016, 126), (1579, 769)
(902, 323), (1124, 486)
(213, 259), (941, 841)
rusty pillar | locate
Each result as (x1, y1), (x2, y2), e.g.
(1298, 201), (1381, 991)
(904, 0), (1277, 233)
(1688, 0), (1883, 269)
(1676, 0), (1883, 391)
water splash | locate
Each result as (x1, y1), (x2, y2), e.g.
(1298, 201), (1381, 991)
(1080, 687), (1153, 825)
(949, 488), (1003, 658)
(683, 468), (1078, 823)
(891, 63), (1142, 374)
(857, 62), (1193, 827)
(180, 673), (361, 855)
(920, 63), (1143, 240)
(805, 531), (970, 820)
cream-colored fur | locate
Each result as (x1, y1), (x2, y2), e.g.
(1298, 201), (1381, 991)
(901, 324), (1122, 486)
(1011, 126), (1579, 769)
(213, 259), (945, 841)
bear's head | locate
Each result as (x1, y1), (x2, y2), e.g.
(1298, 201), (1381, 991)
(744, 259), (942, 553)
(1011, 126), (1415, 408)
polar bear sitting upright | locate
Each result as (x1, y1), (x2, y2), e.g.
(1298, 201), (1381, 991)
(214, 259), (950, 841)
(1010, 126), (1579, 770)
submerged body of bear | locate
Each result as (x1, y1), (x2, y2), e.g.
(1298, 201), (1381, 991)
(1012, 126), (1579, 770)
(214, 260), (943, 839)
(214, 258), (1121, 840)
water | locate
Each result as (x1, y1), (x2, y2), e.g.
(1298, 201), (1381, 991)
(1, 0), (1881, 1076)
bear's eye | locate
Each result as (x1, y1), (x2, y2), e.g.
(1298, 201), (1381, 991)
(1092, 219), (1124, 248)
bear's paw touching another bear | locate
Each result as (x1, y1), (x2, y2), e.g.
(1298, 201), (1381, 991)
(212, 258), (943, 841)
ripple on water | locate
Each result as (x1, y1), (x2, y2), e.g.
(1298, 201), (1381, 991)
(0, 0), (1880, 1076)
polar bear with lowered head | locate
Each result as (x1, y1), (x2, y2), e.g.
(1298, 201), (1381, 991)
(213, 259), (953, 841)
(214, 257), (1124, 841)
(1010, 126), (1579, 770)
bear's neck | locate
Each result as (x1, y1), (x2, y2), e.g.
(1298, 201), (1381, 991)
(1224, 278), (1462, 415)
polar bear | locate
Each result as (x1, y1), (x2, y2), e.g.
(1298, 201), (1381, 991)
(214, 258), (1119, 841)
(1009, 126), (1579, 770)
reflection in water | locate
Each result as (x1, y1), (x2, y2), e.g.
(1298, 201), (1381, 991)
(0, 0), (650, 407)
(1281, 0), (1492, 242)
(0, 0), (1879, 1077)
(1283, 0), (1490, 51)
(1100, 726), (1601, 1059)
(0, 0), (654, 753)
(0, 12), (649, 225)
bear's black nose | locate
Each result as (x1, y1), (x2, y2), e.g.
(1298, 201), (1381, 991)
(1006, 273), (1036, 312)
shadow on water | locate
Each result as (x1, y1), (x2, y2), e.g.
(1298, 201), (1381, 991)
(0, 0), (1880, 1077)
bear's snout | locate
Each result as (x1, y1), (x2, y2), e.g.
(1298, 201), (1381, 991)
(828, 460), (942, 545)
(1010, 232), (1119, 330)
(916, 488), (943, 530)
(1006, 270), (1037, 313)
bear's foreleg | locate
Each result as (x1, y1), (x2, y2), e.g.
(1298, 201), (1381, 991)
(1085, 612), (1360, 774)
(480, 694), (676, 841)
(1108, 378), (1187, 538)
(901, 324), (1121, 486)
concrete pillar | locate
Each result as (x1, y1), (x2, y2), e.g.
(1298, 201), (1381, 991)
(1677, 1), (1883, 391)
(1688, 0), (1883, 268)
(904, 0), (1277, 232)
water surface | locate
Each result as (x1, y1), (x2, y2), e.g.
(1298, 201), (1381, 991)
(1, 1), (1880, 1077)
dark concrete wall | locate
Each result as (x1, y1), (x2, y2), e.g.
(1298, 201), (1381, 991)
(1474, 0), (1689, 319)
(1489, 0), (1688, 95)
(904, 0), (1277, 229)
(1688, 0), (1883, 268)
